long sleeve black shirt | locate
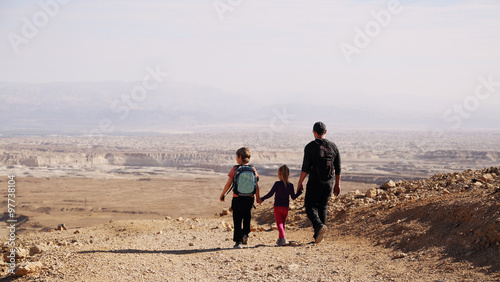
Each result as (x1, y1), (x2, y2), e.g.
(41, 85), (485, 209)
(301, 138), (341, 181)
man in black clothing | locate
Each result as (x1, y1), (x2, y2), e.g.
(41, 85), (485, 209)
(297, 121), (341, 244)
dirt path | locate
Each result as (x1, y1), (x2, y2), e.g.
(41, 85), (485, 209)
(2, 215), (496, 281)
(1, 167), (498, 281)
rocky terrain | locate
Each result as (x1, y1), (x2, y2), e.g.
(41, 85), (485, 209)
(0, 132), (498, 280)
(0, 166), (498, 281)
(1, 131), (499, 183)
(269, 166), (500, 277)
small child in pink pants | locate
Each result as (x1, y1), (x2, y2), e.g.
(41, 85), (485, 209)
(260, 165), (302, 246)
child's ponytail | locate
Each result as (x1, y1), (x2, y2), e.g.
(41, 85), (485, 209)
(278, 165), (290, 188)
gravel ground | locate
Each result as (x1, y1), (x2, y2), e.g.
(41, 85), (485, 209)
(1, 214), (496, 281)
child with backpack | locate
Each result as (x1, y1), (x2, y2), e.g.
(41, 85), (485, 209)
(220, 147), (261, 249)
(260, 165), (302, 246)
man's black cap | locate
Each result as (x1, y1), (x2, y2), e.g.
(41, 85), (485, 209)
(313, 121), (326, 135)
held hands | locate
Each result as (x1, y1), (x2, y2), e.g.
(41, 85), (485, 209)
(256, 197), (263, 205)
(297, 183), (304, 193)
(220, 194), (225, 202)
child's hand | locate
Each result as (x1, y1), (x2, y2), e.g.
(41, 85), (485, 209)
(220, 195), (225, 202)
(298, 183), (304, 192)
(256, 198), (262, 205)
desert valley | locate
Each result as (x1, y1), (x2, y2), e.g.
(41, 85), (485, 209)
(0, 130), (498, 281)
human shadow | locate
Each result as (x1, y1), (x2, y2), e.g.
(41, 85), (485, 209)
(78, 244), (280, 256)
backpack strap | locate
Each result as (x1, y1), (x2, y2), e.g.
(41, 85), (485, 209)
(223, 165), (241, 198)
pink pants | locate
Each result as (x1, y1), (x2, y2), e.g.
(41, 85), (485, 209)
(274, 206), (289, 239)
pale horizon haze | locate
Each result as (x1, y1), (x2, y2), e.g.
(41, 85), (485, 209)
(1, 0), (499, 132)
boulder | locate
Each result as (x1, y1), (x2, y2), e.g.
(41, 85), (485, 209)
(14, 261), (43, 276)
(354, 190), (365, 198)
(16, 248), (30, 258)
(481, 174), (494, 182)
(366, 188), (377, 199)
(220, 209), (231, 216)
(472, 182), (483, 188)
(381, 180), (396, 189)
(220, 221), (233, 231)
(3, 247), (29, 260)
(29, 245), (44, 256)
(345, 192), (356, 200)
(387, 188), (397, 195)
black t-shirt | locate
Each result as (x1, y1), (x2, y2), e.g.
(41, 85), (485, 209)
(301, 138), (341, 181)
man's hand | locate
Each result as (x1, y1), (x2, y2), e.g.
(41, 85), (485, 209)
(256, 197), (262, 205)
(333, 183), (341, 196)
(297, 171), (308, 195)
(220, 195), (225, 202)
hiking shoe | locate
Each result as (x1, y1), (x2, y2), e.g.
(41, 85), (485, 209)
(282, 238), (289, 245)
(277, 238), (288, 246)
(313, 225), (322, 239)
(233, 242), (243, 249)
(315, 224), (327, 244)
(242, 234), (248, 245)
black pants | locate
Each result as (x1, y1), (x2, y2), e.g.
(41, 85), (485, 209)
(231, 196), (254, 243)
(305, 178), (333, 236)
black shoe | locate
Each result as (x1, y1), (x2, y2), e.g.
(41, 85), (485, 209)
(315, 224), (327, 244)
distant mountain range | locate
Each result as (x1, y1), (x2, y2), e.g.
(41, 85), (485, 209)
(0, 81), (498, 135)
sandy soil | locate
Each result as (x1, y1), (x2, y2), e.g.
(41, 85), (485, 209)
(1, 211), (496, 281)
(0, 132), (498, 281)
(0, 175), (372, 236)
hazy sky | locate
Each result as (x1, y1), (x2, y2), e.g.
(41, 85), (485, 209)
(1, 0), (499, 105)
